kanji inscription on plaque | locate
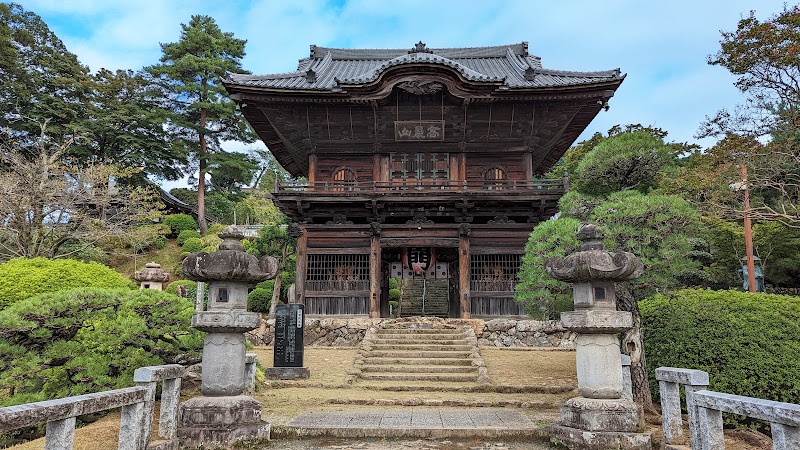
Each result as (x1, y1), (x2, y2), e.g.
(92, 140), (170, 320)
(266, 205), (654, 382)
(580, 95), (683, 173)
(395, 120), (445, 141)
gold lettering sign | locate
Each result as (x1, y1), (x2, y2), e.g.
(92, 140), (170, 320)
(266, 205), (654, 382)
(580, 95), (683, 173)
(395, 120), (445, 141)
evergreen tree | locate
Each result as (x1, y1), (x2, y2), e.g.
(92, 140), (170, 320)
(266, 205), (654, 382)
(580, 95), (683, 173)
(146, 15), (255, 234)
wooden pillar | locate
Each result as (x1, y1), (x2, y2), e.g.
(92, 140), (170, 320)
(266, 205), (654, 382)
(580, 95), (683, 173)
(372, 154), (380, 183)
(459, 224), (471, 319)
(459, 153), (467, 182)
(307, 154), (317, 184)
(369, 224), (381, 318)
(294, 226), (307, 305)
(523, 152), (533, 181)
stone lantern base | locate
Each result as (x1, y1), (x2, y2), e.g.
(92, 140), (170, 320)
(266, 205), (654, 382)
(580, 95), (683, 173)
(177, 395), (270, 448)
(550, 397), (651, 450)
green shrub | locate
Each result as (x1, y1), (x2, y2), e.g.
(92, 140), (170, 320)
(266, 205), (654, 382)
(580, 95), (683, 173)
(177, 229), (201, 245)
(389, 288), (400, 301)
(248, 284), (273, 313)
(0, 258), (133, 309)
(181, 237), (203, 254)
(0, 288), (203, 406)
(641, 289), (800, 428)
(165, 279), (198, 299)
(163, 214), (198, 236)
(389, 278), (399, 290)
(127, 224), (169, 253)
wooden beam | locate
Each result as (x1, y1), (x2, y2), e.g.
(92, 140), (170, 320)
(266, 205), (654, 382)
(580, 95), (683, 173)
(294, 226), (308, 305)
(369, 230), (381, 318)
(459, 228), (471, 319)
(523, 152), (533, 181)
(308, 154), (317, 183)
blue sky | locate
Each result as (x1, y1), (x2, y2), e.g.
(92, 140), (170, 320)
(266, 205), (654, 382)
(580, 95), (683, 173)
(19, 0), (788, 186)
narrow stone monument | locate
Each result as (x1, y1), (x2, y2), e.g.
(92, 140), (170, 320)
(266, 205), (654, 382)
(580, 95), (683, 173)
(177, 226), (279, 448)
(267, 304), (310, 380)
(545, 224), (652, 450)
(133, 262), (170, 290)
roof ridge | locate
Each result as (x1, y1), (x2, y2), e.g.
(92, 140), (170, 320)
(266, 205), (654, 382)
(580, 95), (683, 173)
(309, 42), (532, 60)
(534, 67), (622, 78)
(337, 52), (505, 85)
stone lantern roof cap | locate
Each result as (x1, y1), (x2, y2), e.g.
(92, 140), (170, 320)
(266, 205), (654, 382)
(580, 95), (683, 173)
(181, 226), (279, 283)
(133, 261), (170, 282)
(545, 223), (643, 283)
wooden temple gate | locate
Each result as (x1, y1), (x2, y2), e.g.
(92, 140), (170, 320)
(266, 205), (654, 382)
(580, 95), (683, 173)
(224, 42), (623, 318)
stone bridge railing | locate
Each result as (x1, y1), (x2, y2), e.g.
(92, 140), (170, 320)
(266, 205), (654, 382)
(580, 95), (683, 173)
(0, 356), (260, 450)
(656, 366), (800, 450)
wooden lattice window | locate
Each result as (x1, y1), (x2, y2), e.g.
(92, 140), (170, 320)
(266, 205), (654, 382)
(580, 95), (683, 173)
(306, 254), (369, 291)
(332, 167), (356, 191)
(484, 167), (508, 190)
(470, 254), (521, 292)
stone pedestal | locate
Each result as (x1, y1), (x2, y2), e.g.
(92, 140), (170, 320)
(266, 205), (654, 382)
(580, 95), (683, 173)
(545, 224), (651, 450)
(267, 367), (310, 380)
(176, 227), (279, 449)
(177, 396), (270, 446)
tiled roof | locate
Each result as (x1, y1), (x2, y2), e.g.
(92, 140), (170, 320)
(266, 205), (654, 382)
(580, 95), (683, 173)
(226, 42), (621, 91)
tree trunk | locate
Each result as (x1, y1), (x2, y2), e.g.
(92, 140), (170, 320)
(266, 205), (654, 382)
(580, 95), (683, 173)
(616, 283), (656, 412)
(268, 268), (282, 320)
(197, 109), (208, 235)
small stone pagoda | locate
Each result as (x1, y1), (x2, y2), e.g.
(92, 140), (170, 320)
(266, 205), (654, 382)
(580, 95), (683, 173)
(133, 262), (170, 290)
(177, 226), (279, 448)
(545, 224), (651, 449)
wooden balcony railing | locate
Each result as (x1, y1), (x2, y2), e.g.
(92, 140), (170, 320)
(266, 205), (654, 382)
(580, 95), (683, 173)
(275, 179), (565, 193)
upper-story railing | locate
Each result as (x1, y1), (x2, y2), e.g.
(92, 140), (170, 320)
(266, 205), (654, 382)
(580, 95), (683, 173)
(275, 179), (566, 193)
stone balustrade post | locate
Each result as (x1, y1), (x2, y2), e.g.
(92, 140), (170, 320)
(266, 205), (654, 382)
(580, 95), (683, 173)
(133, 363), (184, 448)
(118, 402), (146, 450)
(245, 353), (258, 393)
(655, 367), (710, 448)
(44, 417), (76, 450)
(621, 354), (633, 402)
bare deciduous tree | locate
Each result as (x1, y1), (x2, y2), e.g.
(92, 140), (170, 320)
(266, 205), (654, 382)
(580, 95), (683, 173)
(0, 121), (160, 260)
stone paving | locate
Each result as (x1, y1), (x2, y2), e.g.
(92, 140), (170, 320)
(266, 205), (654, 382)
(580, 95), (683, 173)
(283, 408), (544, 439)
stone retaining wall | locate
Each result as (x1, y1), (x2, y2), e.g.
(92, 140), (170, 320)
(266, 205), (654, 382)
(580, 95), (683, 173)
(246, 316), (576, 348)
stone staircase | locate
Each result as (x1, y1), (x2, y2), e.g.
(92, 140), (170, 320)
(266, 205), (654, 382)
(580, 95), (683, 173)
(399, 278), (449, 317)
(354, 319), (489, 385)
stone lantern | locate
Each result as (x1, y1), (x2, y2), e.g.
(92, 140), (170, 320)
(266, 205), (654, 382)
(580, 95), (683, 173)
(177, 226), (279, 448)
(545, 224), (651, 450)
(133, 262), (170, 290)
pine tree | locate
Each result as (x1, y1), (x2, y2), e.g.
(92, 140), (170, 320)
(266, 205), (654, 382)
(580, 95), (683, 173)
(146, 15), (255, 234)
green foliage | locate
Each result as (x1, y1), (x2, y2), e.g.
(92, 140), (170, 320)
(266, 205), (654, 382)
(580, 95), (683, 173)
(641, 289), (800, 427)
(0, 3), (90, 142)
(163, 214), (198, 235)
(591, 191), (703, 298)
(389, 288), (401, 301)
(181, 237), (203, 254)
(248, 283), (273, 313)
(164, 279), (198, 300)
(0, 288), (202, 405)
(389, 278), (399, 290)
(573, 131), (675, 197)
(0, 258), (132, 309)
(515, 218), (581, 319)
(126, 224), (169, 254)
(177, 229), (201, 245)
(207, 151), (260, 199)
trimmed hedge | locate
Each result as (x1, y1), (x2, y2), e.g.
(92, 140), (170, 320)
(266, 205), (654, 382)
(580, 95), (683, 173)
(641, 289), (800, 426)
(0, 288), (202, 406)
(0, 258), (133, 309)
(177, 229), (201, 245)
(162, 214), (198, 235)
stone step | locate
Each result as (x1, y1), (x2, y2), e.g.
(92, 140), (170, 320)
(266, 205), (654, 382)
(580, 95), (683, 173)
(369, 343), (473, 351)
(370, 338), (470, 345)
(366, 350), (473, 359)
(360, 365), (477, 374)
(358, 372), (478, 382)
(375, 328), (466, 335)
(362, 357), (474, 366)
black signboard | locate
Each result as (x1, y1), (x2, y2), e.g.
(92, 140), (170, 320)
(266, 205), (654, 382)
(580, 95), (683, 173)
(274, 304), (304, 367)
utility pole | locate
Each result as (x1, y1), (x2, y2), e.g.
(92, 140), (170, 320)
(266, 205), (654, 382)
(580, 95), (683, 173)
(742, 164), (757, 293)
